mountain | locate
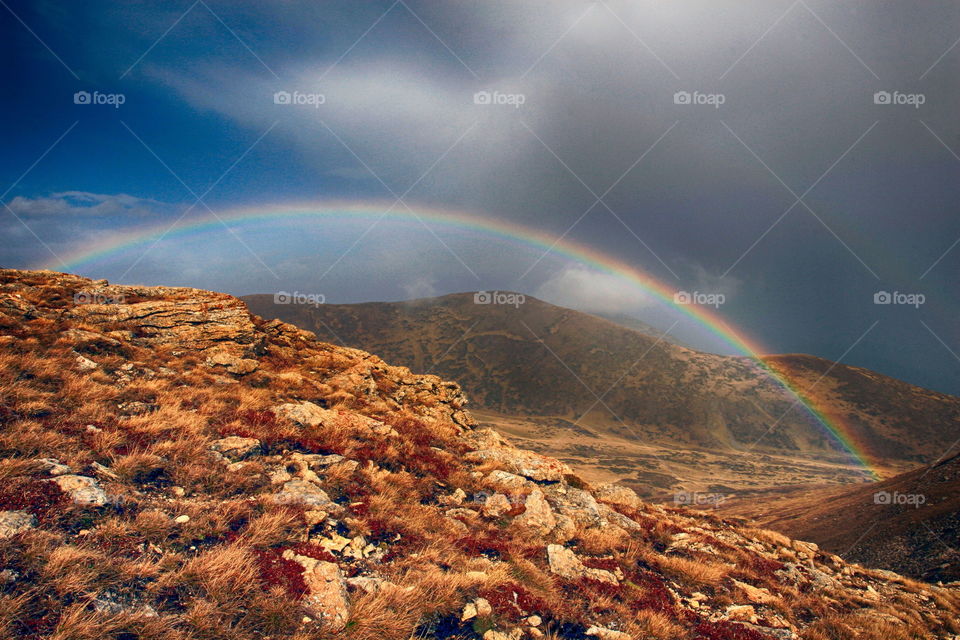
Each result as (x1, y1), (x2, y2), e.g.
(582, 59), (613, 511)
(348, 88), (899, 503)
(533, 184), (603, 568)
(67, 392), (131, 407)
(242, 292), (960, 493)
(0, 269), (958, 640)
(717, 452), (960, 583)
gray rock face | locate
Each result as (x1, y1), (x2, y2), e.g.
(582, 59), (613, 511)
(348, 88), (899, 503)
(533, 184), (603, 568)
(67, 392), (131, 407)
(0, 511), (36, 538)
(51, 475), (109, 506)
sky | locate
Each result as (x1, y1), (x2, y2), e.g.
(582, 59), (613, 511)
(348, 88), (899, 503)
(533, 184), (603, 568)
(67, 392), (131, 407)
(1, 0), (959, 395)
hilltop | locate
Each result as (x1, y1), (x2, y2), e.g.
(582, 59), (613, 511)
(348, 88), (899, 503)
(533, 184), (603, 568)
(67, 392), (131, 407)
(1, 269), (958, 640)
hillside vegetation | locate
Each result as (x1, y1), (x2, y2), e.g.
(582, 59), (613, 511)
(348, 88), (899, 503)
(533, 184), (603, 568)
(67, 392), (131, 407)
(0, 270), (957, 640)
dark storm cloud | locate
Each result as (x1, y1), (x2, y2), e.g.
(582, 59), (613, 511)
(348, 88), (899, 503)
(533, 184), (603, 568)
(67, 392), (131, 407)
(0, 0), (958, 393)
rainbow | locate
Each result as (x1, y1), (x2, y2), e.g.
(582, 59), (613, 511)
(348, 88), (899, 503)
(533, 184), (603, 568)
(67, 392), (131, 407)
(47, 200), (878, 477)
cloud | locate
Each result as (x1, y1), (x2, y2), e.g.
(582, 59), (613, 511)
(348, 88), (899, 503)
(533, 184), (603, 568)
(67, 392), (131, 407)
(533, 266), (655, 315)
(401, 276), (439, 300)
(6, 192), (170, 218)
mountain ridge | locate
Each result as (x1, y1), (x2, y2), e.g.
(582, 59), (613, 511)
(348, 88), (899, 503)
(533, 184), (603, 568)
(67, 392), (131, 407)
(242, 292), (960, 479)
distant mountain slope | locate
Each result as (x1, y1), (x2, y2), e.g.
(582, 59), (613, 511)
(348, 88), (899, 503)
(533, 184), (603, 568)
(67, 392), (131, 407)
(718, 453), (960, 582)
(242, 292), (960, 472)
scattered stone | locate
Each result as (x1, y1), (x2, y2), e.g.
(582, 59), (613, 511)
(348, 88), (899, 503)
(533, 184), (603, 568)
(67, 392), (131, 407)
(547, 544), (618, 585)
(51, 475), (109, 506)
(210, 436), (262, 461)
(272, 401), (334, 427)
(0, 511), (36, 538)
(585, 626), (632, 640)
(75, 353), (99, 371)
(481, 493), (512, 518)
(465, 448), (570, 482)
(171, 486), (186, 497)
(205, 351), (259, 375)
(273, 479), (335, 508)
(36, 458), (71, 476)
(593, 483), (642, 510)
(282, 551), (349, 631)
(174, 515), (190, 524)
(513, 489), (556, 535)
(732, 579), (779, 604)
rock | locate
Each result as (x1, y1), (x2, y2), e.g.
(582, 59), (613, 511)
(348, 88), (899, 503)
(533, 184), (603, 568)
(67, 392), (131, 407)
(465, 448), (570, 482)
(272, 479), (335, 508)
(273, 402), (335, 427)
(527, 615), (542, 626)
(51, 475), (108, 506)
(282, 551), (349, 631)
(544, 486), (603, 527)
(346, 576), (391, 594)
(461, 602), (478, 621)
(725, 604), (758, 623)
(546, 544), (618, 585)
(585, 626), (632, 640)
(36, 458), (71, 476)
(593, 483), (642, 510)
(732, 579), (779, 605)
(513, 489), (556, 535)
(90, 461), (119, 480)
(93, 591), (158, 617)
(481, 493), (512, 518)
(205, 351), (259, 375)
(551, 514), (577, 543)
(485, 470), (532, 490)
(66, 295), (260, 352)
(174, 515), (190, 524)
(0, 511), (36, 538)
(475, 597), (492, 617)
(75, 353), (99, 371)
(209, 436), (262, 460)
(597, 504), (642, 532)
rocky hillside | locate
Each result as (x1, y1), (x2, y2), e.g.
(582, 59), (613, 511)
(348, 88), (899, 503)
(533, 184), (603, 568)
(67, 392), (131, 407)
(718, 452), (960, 583)
(242, 293), (960, 473)
(1, 269), (958, 640)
